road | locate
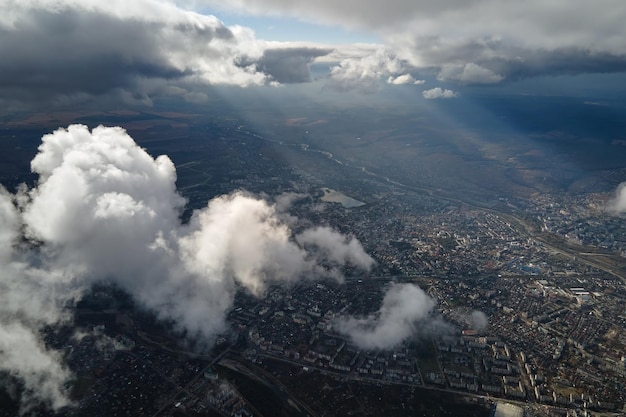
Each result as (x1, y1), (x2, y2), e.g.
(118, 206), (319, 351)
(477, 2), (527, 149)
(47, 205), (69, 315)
(219, 353), (321, 417)
(151, 348), (230, 417)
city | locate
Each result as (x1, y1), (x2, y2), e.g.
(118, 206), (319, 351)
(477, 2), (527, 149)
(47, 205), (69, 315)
(3, 1), (626, 416)
(3, 114), (621, 417)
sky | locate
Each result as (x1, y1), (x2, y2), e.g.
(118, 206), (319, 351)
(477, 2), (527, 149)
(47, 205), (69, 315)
(1, 0), (626, 413)
(2, 0), (626, 111)
(208, 9), (381, 44)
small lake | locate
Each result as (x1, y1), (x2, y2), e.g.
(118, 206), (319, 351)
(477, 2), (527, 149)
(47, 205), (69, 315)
(320, 188), (365, 208)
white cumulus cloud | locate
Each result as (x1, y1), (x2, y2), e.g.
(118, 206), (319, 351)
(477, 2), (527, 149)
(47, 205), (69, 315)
(422, 87), (458, 99)
(326, 47), (408, 92)
(0, 124), (374, 411)
(387, 73), (417, 85)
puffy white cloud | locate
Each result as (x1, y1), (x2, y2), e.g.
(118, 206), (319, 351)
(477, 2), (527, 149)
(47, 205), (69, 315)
(326, 47), (408, 92)
(607, 182), (626, 214)
(386, 73), (416, 85)
(334, 283), (446, 350)
(11, 0), (623, 99)
(0, 124), (374, 410)
(179, 192), (311, 297)
(422, 87), (458, 99)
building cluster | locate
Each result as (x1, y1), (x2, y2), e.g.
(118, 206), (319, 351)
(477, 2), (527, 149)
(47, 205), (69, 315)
(27, 122), (626, 416)
(529, 193), (626, 254)
(172, 139), (626, 416)
(228, 268), (625, 415)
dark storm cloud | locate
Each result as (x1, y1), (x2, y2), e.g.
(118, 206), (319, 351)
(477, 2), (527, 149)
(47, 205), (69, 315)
(0, 9), (188, 97)
(503, 48), (626, 80)
(427, 39), (626, 83)
(254, 47), (332, 83)
(3, 0), (626, 101)
(212, 0), (626, 87)
(0, 1), (335, 109)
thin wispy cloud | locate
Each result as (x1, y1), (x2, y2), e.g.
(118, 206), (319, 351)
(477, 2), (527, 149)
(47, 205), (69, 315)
(608, 182), (626, 214)
(334, 283), (450, 350)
